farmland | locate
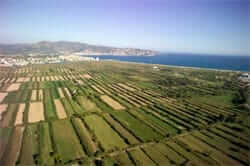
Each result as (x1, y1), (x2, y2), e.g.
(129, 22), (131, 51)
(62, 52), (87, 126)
(0, 61), (249, 165)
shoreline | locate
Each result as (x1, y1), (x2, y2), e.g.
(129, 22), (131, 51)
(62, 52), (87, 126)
(101, 59), (243, 73)
(85, 54), (249, 72)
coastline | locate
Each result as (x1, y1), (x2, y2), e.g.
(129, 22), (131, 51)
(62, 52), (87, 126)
(85, 53), (249, 72)
(100, 59), (243, 73)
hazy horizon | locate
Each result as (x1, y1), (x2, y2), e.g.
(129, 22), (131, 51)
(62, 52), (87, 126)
(1, 0), (249, 55)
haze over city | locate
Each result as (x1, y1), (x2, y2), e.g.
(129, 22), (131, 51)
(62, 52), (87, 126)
(1, 0), (249, 55)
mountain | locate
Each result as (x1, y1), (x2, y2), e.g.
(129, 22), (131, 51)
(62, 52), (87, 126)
(0, 41), (157, 56)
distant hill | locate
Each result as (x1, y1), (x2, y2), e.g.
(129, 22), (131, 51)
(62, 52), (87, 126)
(0, 41), (157, 56)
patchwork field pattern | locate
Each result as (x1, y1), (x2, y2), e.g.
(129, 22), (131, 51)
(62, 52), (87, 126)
(0, 62), (249, 165)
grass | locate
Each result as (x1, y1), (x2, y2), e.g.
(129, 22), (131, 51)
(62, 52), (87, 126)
(166, 140), (196, 161)
(103, 114), (140, 145)
(0, 127), (13, 160)
(224, 123), (250, 136)
(72, 118), (97, 155)
(19, 89), (31, 102)
(84, 114), (127, 151)
(51, 119), (85, 164)
(76, 96), (101, 112)
(39, 122), (54, 165)
(132, 108), (179, 136)
(101, 157), (117, 166)
(0, 126), (24, 166)
(192, 130), (249, 165)
(18, 127), (35, 165)
(43, 89), (57, 120)
(190, 93), (234, 107)
(2, 91), (18, 103)
(142, 145), (171, 166)
(128, 148), (156, 166)
(153, 142), (186, 165)
(61, 98), (75, 116)
(242, 115), (250, 128)
(27, 124), (40, 156)
(111, 111), (163, 142)
(112, 152), (134, 166)
(50, 87), (60, 99)
(209, 127), (250, 150)
(68, 99), (84, 114)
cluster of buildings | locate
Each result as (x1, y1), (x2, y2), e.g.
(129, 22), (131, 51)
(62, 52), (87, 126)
(73, 48), (155, 56)
(0, 55), (100, 67)
(59, 55), (99, 62)
(238, 73), (250, 83)
(0, 57), (28, 66)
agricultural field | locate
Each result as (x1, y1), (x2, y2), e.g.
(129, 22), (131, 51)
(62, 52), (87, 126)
(0, 61), (249, 166)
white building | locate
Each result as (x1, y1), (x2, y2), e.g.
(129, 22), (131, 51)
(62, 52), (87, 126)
(239, 73), (250, 82)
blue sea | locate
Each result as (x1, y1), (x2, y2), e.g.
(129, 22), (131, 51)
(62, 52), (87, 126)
(88, 53), (250, 71)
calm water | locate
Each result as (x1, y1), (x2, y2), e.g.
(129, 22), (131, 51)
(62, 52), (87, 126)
(89, 53), (250, 71)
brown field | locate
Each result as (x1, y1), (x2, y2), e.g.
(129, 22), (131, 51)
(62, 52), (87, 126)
(24, 77), (30, 82)
(0, 92), (8, 103)
(38, 89), (43, 100)
(10, 78), (16, 83)
(82, 74), (92, 79)
(31, 90), (37, 101)
(91, 85), (104, 94)
(14, 103), (25, 126)
(0, 84), (9, 92)
(77, 80), (83, 85)
(64, 88), (72, 98)
(16, 77), (24, 82)
(6, 83), (21, 92)
(59, 76), (64, 80)
(0, 104), (8, 120)
(68, 75), (73, 80)
(17, 77), (30, 82)
(0, 128), (12, 162)
(58, 88), (65, 98)
(97, 85), (112, 95)
(54, 99), (67, 119)
(28, 102), (45, 123)
(117, 83), (136, 91)
(100, 95), (125, 110)
(0, 104), (17, 127)
(0, 126), (25, 166)
(4, 78), (10, 83)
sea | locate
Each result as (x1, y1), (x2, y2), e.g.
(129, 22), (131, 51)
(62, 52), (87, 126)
(88, 53), (250, 72)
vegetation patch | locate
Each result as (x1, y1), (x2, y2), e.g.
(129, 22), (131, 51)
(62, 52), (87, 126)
(84, 114), (127, 151)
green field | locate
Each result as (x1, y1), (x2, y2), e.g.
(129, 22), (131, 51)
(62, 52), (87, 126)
(51, 120), (85, 163)
(0, 61), (249, 165)
(84, 114), (127, 151)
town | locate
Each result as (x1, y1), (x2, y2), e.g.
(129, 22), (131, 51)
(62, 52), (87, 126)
(0, 54), (99, 66)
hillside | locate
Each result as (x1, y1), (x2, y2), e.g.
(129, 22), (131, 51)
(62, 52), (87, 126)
(0, 41), (157, 56)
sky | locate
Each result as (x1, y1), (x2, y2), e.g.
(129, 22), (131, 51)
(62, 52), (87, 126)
(0, 0), (249, 55)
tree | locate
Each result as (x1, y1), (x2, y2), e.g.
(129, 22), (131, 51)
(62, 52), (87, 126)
(232, 87), (248, 105)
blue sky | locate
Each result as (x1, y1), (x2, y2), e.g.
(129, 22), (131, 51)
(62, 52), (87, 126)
(0, 0), (249, 55)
